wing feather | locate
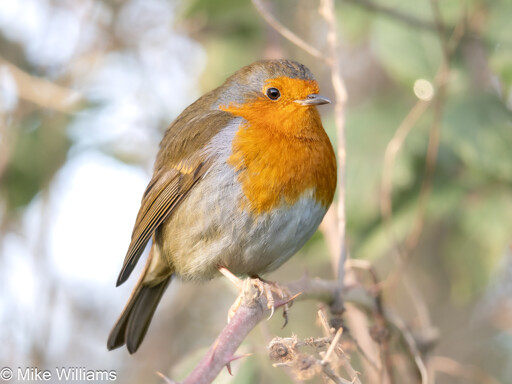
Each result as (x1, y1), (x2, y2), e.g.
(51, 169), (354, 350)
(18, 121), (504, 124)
(116, 162), (208, 286)
(114, 104), (234, 286)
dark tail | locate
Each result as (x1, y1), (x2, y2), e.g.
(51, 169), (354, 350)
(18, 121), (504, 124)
(107, 276), (171, 354)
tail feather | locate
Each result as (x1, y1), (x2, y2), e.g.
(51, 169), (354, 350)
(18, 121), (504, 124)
(107, 277), (171, 353)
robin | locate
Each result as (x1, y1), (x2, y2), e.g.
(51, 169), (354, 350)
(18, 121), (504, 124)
(107, 59), (337, 354)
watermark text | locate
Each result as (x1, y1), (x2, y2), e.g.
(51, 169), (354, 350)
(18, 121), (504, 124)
(0, 366), (117, 382)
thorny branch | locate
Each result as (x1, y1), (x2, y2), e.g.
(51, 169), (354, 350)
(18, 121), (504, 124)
(269, 308), (360, 384)
(165, 276), (372, 384)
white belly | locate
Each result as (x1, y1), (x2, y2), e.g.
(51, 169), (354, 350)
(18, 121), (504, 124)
(155, 121), (327, 281)
(157, 159), (326, 281)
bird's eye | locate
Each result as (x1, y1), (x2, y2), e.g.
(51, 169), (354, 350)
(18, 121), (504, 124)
(266, 87), (281, 100)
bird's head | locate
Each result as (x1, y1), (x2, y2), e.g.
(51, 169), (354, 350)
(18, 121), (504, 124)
(217, 59), (330, 139)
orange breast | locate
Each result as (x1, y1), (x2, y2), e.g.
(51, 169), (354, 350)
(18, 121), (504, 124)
(221, 80), (337, 215)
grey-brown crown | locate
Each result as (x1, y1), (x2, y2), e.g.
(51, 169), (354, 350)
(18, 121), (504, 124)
(214, 59), (316, 107)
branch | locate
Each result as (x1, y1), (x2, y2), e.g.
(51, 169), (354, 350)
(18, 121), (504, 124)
(175, 276), (370, 384)
(0, 57), (83, 112)
(318, 0), (349, 309)
(377, 0), (466, 293)
(385, 311), (428, 384)
(252, 0), (328, 64)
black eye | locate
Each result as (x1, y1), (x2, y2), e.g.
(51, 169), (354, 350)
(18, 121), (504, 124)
(266, 87), (281, 100)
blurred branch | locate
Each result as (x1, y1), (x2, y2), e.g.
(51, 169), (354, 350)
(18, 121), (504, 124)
(0, 58), (83, 113)
(372, 6), (469, 384)
(317, 308), (362, 384)
(320, 205), (341, 262)
(379, 98), (431, 278)
(252, 0), (329, 64)
(377, 1), (466, 292)
(253, 0), (349, 310)
(318, 0), (349, 308)
(406, 0), (466, 251)
(386, 311), (428, 384)
(349, 259), (392, 383)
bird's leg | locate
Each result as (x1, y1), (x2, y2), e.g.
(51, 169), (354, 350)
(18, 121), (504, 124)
(218, 266), (246, 322)
(250, 275), (292, 326)
(218, 266), (293, 326)
(218, 266), (243, 290)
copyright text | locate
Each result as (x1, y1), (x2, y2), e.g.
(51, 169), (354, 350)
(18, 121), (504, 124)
(0, 366), (117, 382)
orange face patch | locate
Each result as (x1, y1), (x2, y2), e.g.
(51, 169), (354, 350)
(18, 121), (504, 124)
(221, 77), (337, 215)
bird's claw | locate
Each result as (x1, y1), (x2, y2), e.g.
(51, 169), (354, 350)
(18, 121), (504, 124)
(250, 277), (291, 323)
(219, 267), (294, 325)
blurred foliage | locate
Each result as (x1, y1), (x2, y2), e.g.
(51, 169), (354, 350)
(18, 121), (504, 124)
(1, 112), (71, 215)
(1, 0), (511, 383)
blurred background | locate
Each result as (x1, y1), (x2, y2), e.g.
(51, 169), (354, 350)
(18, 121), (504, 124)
(0, 0), (511, 383)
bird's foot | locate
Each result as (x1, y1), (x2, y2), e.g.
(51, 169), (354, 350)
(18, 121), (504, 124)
(250, 275), (293, 326)
(218, 267), (294, 326)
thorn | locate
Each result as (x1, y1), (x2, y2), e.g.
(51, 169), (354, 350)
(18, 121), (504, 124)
(229, 353), (254, 363)
(284, 291), (302, 304)
(225, 353), (253, 376)
(156, 371), (176, 384)
(226, 362), (233, 376)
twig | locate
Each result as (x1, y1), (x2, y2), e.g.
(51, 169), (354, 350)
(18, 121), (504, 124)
(321, 327), (343, 365)
(319, 0), (349, 310)
(377, 2), (467, 320)
(334, 343), (363, 384)
(156, 371), (177, 384)
(318, 308), (362, 384)
(0, 57), (83, 112)
(386, 311), (428, 384)
(321, 364), (352, 384)
(346, 259), (393, 382)
(379, 99), (431, 232)
(252, 0), (349, 296)
(378, 99), (431, 290)
(251, 0), (328, 64)
(319, 204), (340, 263)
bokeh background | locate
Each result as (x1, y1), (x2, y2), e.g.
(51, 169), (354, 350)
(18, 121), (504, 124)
(0, 0), (511, 383)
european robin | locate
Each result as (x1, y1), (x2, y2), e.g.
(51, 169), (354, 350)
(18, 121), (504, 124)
(107, 59), (337, 353)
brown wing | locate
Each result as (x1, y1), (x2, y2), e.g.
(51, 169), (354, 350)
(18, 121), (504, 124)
(116, 161), (209, 286)
(115, 99), (235, 286)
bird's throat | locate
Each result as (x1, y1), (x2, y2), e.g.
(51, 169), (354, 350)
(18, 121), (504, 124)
(225, 106), (337, 215)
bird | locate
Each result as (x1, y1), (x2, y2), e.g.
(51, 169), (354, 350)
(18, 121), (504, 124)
(107, 59), (337, 354)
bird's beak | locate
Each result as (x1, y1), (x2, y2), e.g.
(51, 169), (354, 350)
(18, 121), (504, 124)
(294, 94), (331, 106)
